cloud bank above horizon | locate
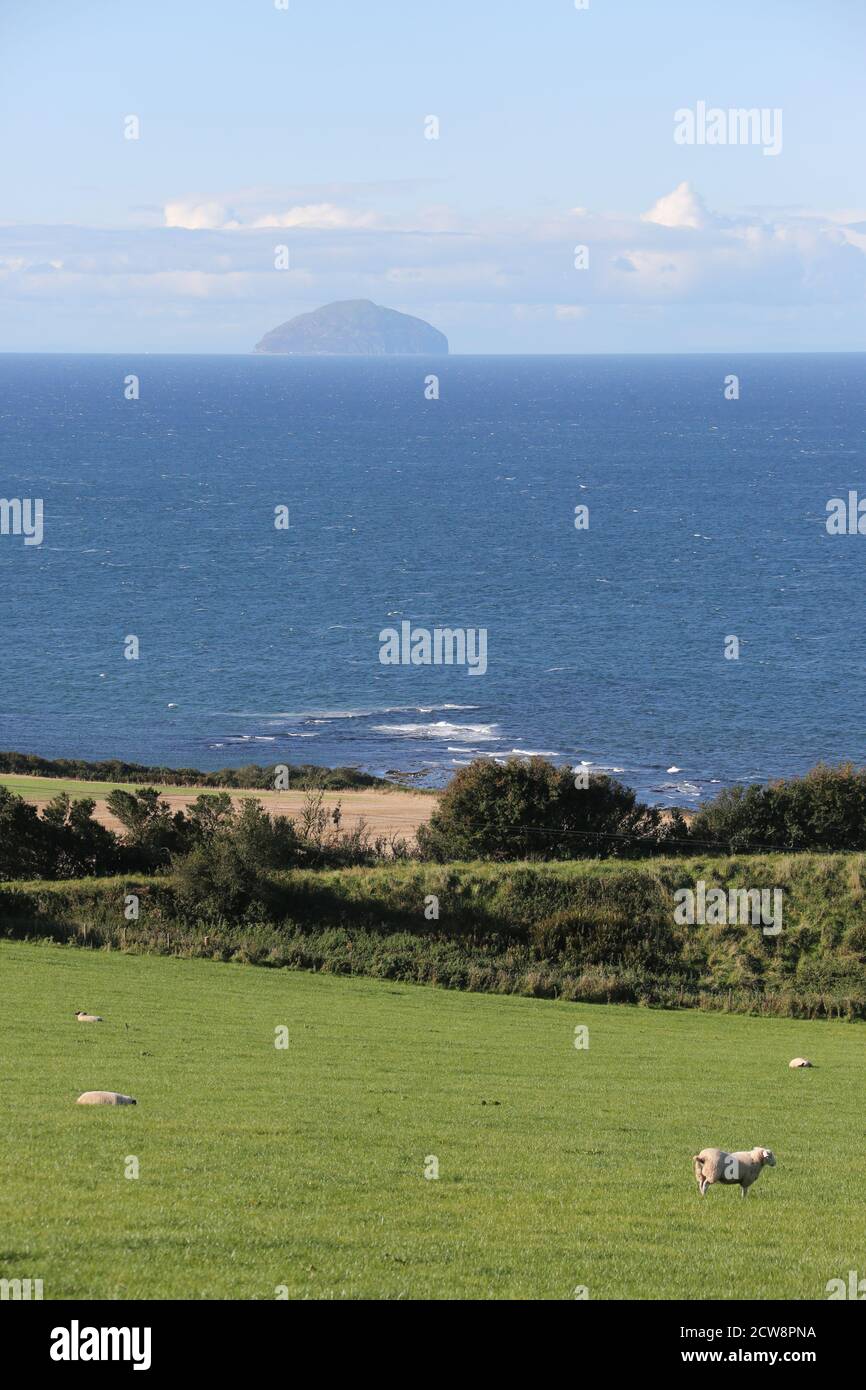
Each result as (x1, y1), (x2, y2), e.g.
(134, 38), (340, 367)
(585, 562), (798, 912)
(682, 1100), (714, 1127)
(2, 179), (864, 354)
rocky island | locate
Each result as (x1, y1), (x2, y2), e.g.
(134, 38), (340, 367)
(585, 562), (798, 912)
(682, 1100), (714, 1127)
(254, 299), (448, 356)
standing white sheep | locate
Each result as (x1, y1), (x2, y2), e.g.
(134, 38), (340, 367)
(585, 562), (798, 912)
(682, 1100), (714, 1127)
(692, 1146), (776, 1197)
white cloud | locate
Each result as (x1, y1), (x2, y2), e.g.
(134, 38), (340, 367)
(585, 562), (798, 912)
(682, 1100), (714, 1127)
(641, 181), (711, 230)
(250, 204), (378, 230)
(164, 198), (378, 231)
(164, 200), (234, 231)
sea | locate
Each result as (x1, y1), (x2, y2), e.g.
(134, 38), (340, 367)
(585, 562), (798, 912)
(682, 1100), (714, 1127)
(1, 352), (864, 806)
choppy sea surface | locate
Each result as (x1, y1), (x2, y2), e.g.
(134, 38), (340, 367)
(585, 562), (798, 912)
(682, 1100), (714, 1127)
(1, 353), (864, 805)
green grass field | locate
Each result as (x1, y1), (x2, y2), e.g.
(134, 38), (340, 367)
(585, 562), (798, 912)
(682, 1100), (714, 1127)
(2, 939), (863, 1300)
(0, 774), (264, 801)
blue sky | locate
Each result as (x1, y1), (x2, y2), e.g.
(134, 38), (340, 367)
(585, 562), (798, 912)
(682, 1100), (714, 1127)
(1, 0), (864, 352)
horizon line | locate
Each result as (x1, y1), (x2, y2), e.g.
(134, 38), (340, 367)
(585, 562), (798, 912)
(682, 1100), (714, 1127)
(2, 349), (865, 359)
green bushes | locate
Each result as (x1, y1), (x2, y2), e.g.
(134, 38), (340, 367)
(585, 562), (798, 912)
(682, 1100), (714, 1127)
(0, 782), (406, 884)
(416, 757), (688, 861)
(418, 758), (866, 862)
(171, 798), (310, 921)
(690, 762), (866, 853)
(416, 757), (866, 862)
(0, 787), (122, 880)
(173, 839), (272, 923)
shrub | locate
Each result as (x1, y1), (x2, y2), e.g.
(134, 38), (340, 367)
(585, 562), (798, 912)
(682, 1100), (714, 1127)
(691, 763), (866, 854)
(172, 838), (277, 923)
(416, 757), (668, 862)
(0, 787), (122, 881)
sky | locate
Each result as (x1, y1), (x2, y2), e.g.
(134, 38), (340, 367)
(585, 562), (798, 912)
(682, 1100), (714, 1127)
(1, 0), (864, 353)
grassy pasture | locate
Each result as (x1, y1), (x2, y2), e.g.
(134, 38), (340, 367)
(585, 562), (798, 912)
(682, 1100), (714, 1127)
(0, 774), (266, 801)
(1, 939), (863, 1300)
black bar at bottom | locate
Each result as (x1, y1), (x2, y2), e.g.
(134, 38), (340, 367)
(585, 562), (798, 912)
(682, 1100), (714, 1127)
(3, 1298), (859, 1374)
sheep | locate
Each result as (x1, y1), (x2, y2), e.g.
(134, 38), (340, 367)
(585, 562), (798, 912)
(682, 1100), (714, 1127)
(789, 1057), (812, 1068)
(692, 1146), (775, 1197)
(74, 1010), (103, 1022)
(76, 1091), (136, 1106)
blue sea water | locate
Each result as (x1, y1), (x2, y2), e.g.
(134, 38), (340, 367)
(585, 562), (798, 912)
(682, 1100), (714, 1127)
(1, 352), (864, 805)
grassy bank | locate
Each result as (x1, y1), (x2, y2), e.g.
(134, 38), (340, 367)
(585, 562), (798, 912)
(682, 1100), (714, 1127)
(2, 853), (865, 1020)
(1, 939), (862, 1299)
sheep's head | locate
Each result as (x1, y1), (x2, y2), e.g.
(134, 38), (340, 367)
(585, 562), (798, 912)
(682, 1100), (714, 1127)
(758, 1148), (776, 1167)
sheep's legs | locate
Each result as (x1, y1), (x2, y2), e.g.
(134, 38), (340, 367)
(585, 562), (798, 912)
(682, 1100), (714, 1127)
(699, 1178), (709, 1196)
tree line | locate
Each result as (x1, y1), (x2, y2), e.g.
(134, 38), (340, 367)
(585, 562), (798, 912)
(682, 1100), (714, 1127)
(0, 749), (384, 790)
(1, 759), (866, 891)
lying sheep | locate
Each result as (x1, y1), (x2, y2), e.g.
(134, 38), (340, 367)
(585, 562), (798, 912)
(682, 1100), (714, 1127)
(692, 1146), (775, 1197)
(789, 1057), (812, 1068)
(76, 1091), (136, 1106)
(75, 1010), (103, 1022)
